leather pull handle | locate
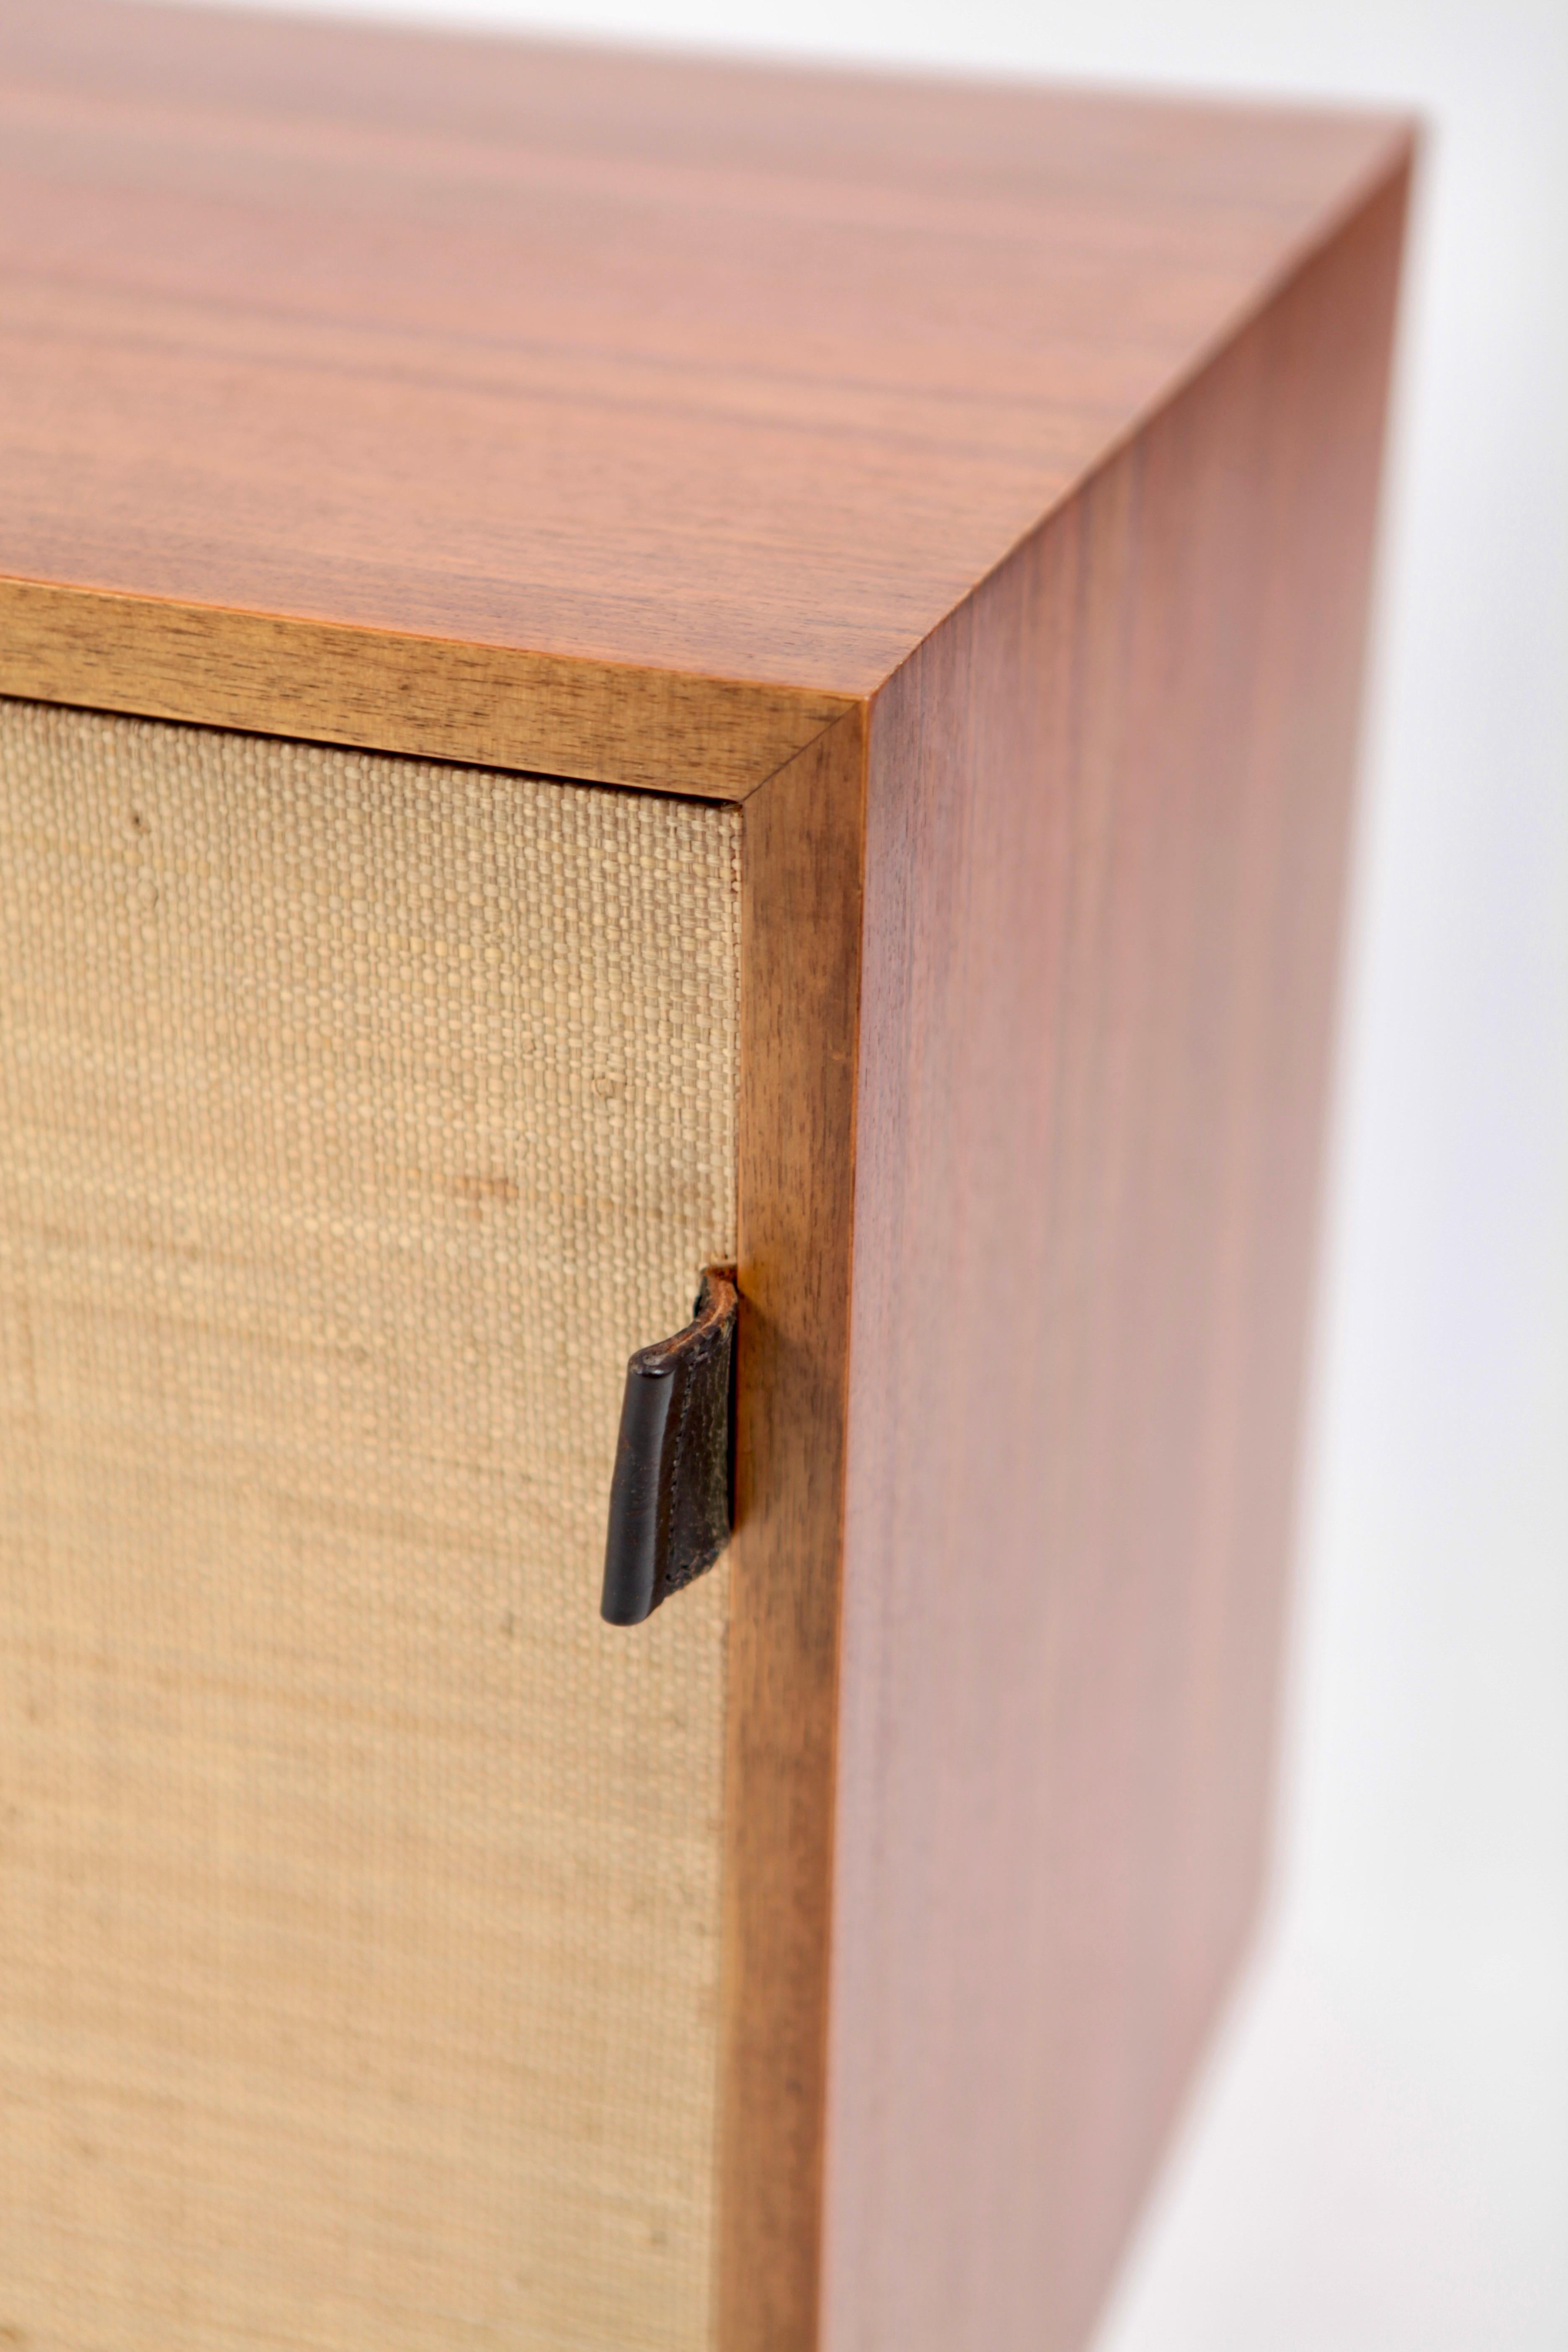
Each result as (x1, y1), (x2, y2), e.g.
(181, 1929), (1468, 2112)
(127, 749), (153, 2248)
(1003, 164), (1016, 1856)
(600, 1266), (738, 1626)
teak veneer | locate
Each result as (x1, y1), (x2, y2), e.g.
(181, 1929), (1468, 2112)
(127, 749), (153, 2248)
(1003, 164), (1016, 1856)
(0, 8), (1411, 2350)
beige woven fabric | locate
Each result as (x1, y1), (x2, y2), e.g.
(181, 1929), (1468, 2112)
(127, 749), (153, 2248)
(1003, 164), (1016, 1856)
(0, 698), (739, 2352)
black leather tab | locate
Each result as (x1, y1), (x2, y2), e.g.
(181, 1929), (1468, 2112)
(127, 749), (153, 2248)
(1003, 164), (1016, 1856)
(600, 1266), (738, 1626)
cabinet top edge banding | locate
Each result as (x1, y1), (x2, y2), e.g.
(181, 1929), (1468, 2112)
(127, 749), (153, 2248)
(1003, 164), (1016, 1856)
(0, 577), (854, 800)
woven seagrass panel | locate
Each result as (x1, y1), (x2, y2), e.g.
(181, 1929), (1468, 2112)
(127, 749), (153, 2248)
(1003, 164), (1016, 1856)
(0, 697), (740, 2352)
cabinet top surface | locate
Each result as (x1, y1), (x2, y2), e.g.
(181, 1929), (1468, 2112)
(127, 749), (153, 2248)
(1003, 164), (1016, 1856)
(0, 0), (1408, 707)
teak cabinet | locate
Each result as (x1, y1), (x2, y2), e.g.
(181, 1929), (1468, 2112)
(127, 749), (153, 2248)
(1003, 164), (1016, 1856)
(0, 8), (1411, 2350)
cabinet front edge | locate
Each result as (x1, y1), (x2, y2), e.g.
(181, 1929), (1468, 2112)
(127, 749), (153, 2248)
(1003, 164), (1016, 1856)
(0, 576), (856, 800)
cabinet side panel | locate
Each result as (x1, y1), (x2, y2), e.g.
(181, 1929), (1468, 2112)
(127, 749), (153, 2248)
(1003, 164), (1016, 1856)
(0, 703), (739, 2352)
(825, 170), (1408, 2352)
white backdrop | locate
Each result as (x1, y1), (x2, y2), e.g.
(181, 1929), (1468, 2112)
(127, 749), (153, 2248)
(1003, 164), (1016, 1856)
(145, 1), (1568, 2341)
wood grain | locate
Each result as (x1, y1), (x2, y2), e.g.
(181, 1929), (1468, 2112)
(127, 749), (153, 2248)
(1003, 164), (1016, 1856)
(823, 164), (1409, 2352)
(0, 0), (1409, 776)
(724, 708), (867, 2352)
(0, 578), (846, 799)
(0, 12), (1415, 2339)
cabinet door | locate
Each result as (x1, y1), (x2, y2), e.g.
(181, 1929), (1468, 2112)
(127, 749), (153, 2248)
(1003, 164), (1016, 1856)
(0, 697), (740, 2352)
